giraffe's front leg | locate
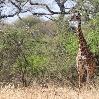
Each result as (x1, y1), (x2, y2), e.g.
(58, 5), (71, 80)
(86, 70), (90, 84)
(79, 74), (81, 88)
(78, 74), (84, 92)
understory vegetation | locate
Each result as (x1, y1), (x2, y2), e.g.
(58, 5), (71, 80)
(0, 16), (99, 87)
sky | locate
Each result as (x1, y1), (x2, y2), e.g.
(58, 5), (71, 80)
(2, 0), (76, 23)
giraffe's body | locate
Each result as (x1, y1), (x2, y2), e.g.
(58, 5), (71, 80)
(70, 12), (96, 86)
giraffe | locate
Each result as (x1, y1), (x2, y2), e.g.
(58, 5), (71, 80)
(70, 11), (96, 87)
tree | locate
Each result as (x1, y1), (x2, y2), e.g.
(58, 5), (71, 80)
(0, 0), (70, 20)
(75, 0), (99, 21)
(0, 0), (98, 22)
(0, 0), (99, 20)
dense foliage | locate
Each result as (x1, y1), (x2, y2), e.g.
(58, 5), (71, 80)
(0, 16), (99, 87)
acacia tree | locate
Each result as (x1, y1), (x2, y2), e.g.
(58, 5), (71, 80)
(0, 0), (71, 20)
(0, 0), (98, 22)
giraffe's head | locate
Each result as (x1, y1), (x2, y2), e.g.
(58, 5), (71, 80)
(69, 11), (81, 31)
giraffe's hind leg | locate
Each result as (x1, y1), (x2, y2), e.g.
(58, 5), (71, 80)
(78, 75), (81, 92)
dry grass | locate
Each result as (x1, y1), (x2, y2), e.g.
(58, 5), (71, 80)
(0, 84), (99, 99)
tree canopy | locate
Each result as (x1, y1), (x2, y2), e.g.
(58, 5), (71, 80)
(0, 0), (98, 21)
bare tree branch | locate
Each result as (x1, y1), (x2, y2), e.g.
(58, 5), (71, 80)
(0, 12), (18, 18)
(29, 0), (55, 14)
(29, 0), (71, 15)
(0, 0), (71, 19)
(0, 0), (5, 4)
(10, 0), (21, 11)
(55, 0), (67, 13)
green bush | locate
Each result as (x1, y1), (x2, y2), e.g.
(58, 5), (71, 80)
(0, 16), (99, 86)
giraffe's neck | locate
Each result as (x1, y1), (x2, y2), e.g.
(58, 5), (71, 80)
(76, 21), (89, 54)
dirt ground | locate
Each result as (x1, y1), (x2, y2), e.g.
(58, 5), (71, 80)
(0, 84), (99, 99)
